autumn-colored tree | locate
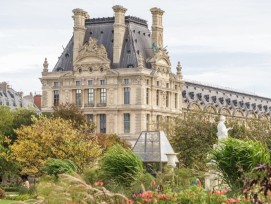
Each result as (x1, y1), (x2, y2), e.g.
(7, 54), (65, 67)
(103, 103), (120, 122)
(11, 116), (102, 176)
(52, 103), (91, 128)
(94, 133), (131, 153)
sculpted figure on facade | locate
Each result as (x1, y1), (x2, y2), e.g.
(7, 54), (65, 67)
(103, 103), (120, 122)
(77, 37), (109, 61)
(217, 115), (232, 140)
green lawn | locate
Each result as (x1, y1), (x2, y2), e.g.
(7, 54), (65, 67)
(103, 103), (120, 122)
(0, 200), (14, 204)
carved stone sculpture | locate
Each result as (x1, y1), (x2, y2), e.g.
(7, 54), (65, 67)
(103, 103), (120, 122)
(216, 116), (232, 140)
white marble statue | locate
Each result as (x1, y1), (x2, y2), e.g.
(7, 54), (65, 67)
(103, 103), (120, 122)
(216, 116), (232, 140)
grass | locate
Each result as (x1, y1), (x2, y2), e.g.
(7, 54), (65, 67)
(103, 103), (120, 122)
(0, 200), (14, 204)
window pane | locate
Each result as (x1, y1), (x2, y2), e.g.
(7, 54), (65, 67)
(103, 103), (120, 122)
(124, 113), (130, 133)
(76, 89), (81, 105)
(100, 88), (107, 104)
(100, 114), (106, 133)
(54, 90), (59, 106)
(124, 87), (130, 104)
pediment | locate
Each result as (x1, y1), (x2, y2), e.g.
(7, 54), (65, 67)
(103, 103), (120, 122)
(75, 37), (110, 63)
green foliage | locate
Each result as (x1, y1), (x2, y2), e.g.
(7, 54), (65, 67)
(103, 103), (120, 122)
(43, 158), (77, 177)
(82, 168), (101, 184)
(100, 144), (143, 186)
(169, 111), (217, 170)
(175, 186), (227, 204)
(228, 118), (271, 150)
(10, 108), (38, 141)
(0, 106), (13, 139)
(210, 138), (270, 191)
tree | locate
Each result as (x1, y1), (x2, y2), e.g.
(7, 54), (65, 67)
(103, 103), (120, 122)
(52, 103), (90, 128)
(0, 106), (13, 140)
(168, 111), (217, 170)
(11, 116), (102, 175)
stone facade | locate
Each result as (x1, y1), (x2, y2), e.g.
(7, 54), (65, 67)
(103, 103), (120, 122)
(40, 6), (183, 143)
(40, 5), (271, 143)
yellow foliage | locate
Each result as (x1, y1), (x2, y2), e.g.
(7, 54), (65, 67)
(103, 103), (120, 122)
(11, 116), (102, 175)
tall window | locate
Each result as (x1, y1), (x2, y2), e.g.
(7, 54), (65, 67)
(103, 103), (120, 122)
(156, 90), (159, 106)
(124, 87), (130, 104)
(146, 88), (149, 104)
(76, 89), (81, 106)
(100, 80), (106, 85)
(100, 114), (106, 133)
(124, 113), (130, 133)
(87, 114), (93, 122)
(87, 89), (94, 105)
(166, 91), (169, 107)
(100, 88), (106, 104)
(175, 93), (178, 108)
(156, 115), (160, 129)
(146, 114), (150, 131)
(53, 90), (59, 106)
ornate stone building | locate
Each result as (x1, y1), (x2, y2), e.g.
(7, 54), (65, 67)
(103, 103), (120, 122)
(183, 80), (271, 121)
(40, 5), (271, 142)
(40, 6), (183, 143)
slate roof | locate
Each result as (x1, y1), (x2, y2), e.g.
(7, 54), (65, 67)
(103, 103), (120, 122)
(53, 16), (153, 72)
(0, 86), (23, 108)
(183, 80), (271, 114)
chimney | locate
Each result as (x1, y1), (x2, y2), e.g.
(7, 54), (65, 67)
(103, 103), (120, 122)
(150, 7), (164, 49)
(0, 82), (8, 92)
(112, 5), (127, 65)
(34, 94), (41, 110)
(72, 8), (88, 65)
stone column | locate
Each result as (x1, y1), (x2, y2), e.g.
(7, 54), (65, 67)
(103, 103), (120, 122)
(150, 7), (164, 49)
(112, 5), (127, 64)
(72, 8), (88, 66)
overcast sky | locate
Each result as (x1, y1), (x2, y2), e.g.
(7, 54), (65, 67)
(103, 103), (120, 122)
(0, 0), (271, 98)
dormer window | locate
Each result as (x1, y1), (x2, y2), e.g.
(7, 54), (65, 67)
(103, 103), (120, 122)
(56, 67), (63, 72)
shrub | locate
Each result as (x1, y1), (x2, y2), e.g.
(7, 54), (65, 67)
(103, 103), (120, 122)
(0, 187), (6, 198)
(210, 138), (270, 191)
(100, 144), (143, 186)
(43, 158), (77, 177)
(82, 168), (101, 184)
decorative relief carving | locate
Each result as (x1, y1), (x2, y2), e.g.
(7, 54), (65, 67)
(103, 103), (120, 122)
(146, 48), (171, 74)
(137, 54), (144, 68)
(42, 91), (47, 107)
(74, 37), (110, 73)
(78, 37), (108, 60)
(108, 88), (114, 105)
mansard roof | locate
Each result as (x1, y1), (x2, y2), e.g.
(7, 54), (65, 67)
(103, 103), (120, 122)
(183, 80), (271, 115)
(0, 82), (23, 108)
(53, 16), (153, 72)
